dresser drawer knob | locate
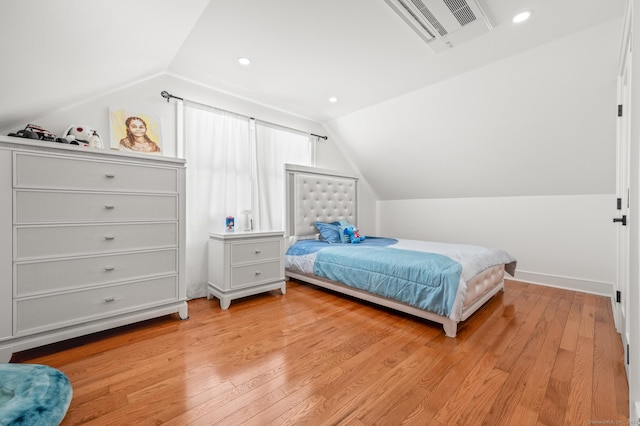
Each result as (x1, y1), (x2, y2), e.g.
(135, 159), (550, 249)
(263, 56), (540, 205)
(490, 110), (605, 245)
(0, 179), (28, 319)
(104, 297), (115, 303)
(105, 236), (115, 241)
(254, 271), (262, 276)
(105, 174), (116, 178)
(104, 266), (115, 271)
(105, 205), (115, 210)
(254, 249), (262, 254)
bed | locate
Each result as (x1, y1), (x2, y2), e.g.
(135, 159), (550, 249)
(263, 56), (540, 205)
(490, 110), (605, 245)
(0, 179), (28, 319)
(284, 164), (517, 338)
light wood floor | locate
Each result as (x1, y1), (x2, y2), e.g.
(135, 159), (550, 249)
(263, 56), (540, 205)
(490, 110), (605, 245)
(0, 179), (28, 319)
(12, 279), (628, 425)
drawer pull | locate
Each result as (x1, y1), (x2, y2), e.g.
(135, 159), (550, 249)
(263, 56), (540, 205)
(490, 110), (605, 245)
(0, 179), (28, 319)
(254, 271), (262, 276)
(105, 174), (116, 178)
(105, 236), (115, 241)
(104, 297), (115, 303)
(104, 266), (115, 271)
(254, 249), (262, 254)
(105, 205), (115, 210)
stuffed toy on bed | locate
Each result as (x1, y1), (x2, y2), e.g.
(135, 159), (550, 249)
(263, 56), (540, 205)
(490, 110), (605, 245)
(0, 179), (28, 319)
(343, 225), (365, 244)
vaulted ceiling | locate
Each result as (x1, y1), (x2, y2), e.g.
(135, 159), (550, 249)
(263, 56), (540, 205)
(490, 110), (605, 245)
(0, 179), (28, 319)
(0, 0), (625, 131)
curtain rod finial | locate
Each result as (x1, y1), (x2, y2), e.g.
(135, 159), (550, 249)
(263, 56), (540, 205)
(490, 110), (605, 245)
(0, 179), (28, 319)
(310, 133), (328, 141)
(161, 91), (183, 103)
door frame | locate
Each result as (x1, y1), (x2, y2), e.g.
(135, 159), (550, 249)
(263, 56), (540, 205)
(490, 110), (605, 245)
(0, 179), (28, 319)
(616, 1), (632, 375)
(618, 0), (639, 420)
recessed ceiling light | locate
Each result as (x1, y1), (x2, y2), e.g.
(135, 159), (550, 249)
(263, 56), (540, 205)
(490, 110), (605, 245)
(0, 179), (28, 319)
(238, 57), (251, 66)
(512, 11), (531, 23)
(329, 97), (338, 103)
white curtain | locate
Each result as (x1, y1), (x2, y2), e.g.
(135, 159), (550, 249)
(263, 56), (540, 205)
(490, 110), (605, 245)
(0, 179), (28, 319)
(253, 121), (316, 231)
(184, 105), (251, 298)
(183, 105), (315, 298)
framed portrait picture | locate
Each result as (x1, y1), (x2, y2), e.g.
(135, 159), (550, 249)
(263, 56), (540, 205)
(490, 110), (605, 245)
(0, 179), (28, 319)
(109, 107), (162, 154)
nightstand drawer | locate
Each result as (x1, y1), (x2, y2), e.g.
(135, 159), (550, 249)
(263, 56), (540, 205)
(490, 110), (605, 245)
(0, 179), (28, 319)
(231, 260), (283, 289)
(15, 222), (177, 260)
(15, 190), (177, 223)
(14, 275), (178, 335)
(231, 239), (282, 264)
(16, 249), (177, 296)
(15, 153), (178, 193)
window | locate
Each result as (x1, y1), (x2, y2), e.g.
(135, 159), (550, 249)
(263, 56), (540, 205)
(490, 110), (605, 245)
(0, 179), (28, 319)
(182, 104), (315, 297)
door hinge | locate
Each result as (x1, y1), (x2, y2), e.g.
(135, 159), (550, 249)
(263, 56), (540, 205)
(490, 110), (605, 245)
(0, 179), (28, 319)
(613, 215), (627, 226)
(617, 290), (621, 303)
(619, 104), (623, 117)
(627, 344), (630, 365)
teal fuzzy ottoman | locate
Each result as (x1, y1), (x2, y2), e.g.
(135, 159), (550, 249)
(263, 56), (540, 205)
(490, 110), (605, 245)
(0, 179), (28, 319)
(0, 364), (72, 426)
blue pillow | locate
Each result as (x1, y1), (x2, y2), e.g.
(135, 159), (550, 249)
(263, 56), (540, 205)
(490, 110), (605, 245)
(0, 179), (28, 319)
(314, 221), (341, 244)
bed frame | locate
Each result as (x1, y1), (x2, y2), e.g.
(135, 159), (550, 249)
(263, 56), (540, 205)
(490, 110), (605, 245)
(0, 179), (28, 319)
(284, 163), (505, 337)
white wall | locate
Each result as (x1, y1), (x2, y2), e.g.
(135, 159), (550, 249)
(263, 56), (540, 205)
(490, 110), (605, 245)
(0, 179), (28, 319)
(324, 19), (622, 293)
(0, 72), (367, 227)
(378, 195), (615, 295)
(3, 21), (620, 293)
(2, 73), (330, 159)
(326, 19), (620, 200)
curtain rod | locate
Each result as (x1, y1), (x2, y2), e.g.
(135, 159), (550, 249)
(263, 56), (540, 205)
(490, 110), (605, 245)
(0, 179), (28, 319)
(160, 90), (328, 140)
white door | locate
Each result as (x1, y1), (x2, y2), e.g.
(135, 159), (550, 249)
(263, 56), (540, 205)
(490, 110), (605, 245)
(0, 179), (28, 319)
(615, 12), (632, 378)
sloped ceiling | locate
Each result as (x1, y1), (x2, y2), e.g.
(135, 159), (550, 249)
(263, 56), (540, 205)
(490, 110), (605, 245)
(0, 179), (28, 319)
(0, 0), (625, 131)
(0, 0), (210, 131)
(327, 18), (622, 200)
(170, 0), (625, 122)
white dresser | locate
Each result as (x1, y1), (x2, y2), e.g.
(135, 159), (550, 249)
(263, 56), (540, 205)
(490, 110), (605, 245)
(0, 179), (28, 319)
(0, 135), (187, 362)
(207, 231), (285, 309)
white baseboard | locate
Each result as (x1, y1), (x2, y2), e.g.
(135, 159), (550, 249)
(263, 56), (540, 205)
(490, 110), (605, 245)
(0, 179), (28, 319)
(512, 270), (613, 297)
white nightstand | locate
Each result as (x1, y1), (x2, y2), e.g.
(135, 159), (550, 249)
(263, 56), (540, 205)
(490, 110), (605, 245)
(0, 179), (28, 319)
(207, 230), (286, 309)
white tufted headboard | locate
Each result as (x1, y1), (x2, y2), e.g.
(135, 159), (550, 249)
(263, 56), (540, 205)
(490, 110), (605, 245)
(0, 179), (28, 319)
(285, 164), (359, 241)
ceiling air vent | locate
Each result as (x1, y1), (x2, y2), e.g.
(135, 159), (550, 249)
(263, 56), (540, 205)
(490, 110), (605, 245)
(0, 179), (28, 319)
(384, 0), (493, 52)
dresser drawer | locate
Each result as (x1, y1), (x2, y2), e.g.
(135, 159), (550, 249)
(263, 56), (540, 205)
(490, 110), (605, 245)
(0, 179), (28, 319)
(231, 260), (283, 289)
(231, 238), (282, 264)
(15, 222), (177, 260)
(14, 153), (179, 193)
(15, 190), (177, 223)
(14, 275), (178, 335)
(16, 249), (178, 296)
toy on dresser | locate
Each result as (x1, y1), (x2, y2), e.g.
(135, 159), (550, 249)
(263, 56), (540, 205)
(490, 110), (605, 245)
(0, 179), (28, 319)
(62, 125), (103, 148)
(7, 123), (104, 148)
(8, 124), (59, 141)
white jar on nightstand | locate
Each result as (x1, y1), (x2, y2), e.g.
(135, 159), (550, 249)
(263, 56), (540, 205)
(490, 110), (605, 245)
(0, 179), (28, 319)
(207, 230), (286, 309)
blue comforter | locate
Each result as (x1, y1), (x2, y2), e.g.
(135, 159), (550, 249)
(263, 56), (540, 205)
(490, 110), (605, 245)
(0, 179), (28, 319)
(313, 245), (462, 316)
